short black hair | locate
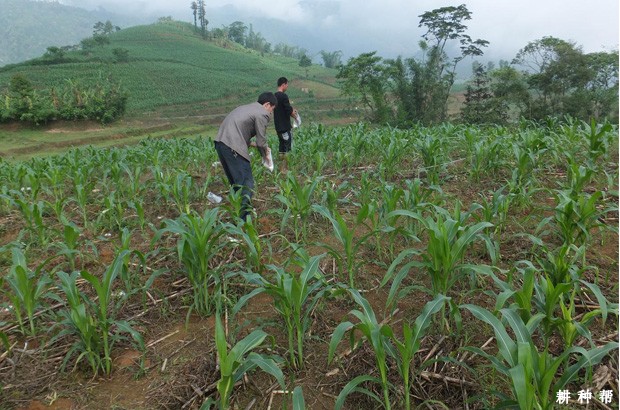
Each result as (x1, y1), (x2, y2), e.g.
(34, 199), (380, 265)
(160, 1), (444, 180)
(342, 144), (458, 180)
(277, 77), (288, 87)
(258, 92), (277, 106)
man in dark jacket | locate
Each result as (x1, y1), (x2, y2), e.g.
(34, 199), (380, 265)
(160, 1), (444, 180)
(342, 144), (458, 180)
(274, 77), (298, 164)
(214, 92), (276, 221)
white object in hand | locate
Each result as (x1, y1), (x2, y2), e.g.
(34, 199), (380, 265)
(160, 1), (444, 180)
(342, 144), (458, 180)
(293, 113), (302, 128)
(262, 147), (274, 172)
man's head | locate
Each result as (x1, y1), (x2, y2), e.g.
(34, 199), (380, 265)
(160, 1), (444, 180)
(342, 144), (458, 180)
(277, 77), (289, 91)
(258, 92), (277, 113)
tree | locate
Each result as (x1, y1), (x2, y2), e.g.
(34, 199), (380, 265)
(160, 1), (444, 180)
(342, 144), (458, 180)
(197, 0), (207, 38)
(299, 54), (312, 78)
(461, 63), (508, 124)
(513, 37), (618, 121)
(320, 50), (342, 68)
(395, 4), (488, 124)
(228, 21), (247, 45)
(44, 46), (65, 62)
(489, 65), (531, 119)
(93, 20), (119, 36)
(112, 48), (130, 63)
(336, 52), (390, 122)
(190, 2), (198, 28)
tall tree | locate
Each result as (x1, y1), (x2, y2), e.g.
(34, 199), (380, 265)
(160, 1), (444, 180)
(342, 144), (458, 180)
(397, 4), (488, 124)
(320, 50), (343, 69)
(336, 51), (390, 122)
(461, 63), (508, 124)
(228, 21), (247, 45)
(197, 0), (207, 37)
(513, 37), (618, 121)
(190, 2), (198, 29)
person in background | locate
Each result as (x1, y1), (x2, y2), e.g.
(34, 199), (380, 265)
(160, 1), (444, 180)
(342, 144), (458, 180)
(274, 77), (298, 169)
(214, 92), (276, 221)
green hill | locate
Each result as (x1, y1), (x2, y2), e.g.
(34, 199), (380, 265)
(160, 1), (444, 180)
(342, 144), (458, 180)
(0, 20), (347, 121)
(0, 0), (144, 66)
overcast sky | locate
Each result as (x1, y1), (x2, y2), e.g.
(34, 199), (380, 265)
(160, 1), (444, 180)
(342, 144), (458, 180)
(62, 0), (619, 63)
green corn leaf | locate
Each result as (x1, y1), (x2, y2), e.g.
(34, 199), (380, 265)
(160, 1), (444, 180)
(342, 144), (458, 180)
(334, 375), (383, 410)
(328, 321), (354, 363)
(292, 386), (305, 410)
(244, 352), (284, 388)
(462, 304), (517, 366)
(554, 342), (619, 392)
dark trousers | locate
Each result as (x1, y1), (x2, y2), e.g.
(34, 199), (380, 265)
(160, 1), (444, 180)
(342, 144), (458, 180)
(214, 141), (254, 221)
(277, 129), (293, 153)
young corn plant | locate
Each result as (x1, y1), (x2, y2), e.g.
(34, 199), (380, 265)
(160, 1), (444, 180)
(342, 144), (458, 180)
(538, 189), (611, 248)
(328, 289), (449, 410)
(8, 192), (50, 245)
(275, 173), (321, 241)
(385, 294), (449, 410)
(224, 218), (269, 275)
(556, 282), (616, 351)
(201, 313), (284, 410)
(234, 254), (331, 369)
(154, 208), (226, 316)
(312, 205), (373, 288)
(476, 186), (513, 237)
(52, 259), (144, 376)
(4, 248), (53, 336)
(414, 134), (445, 184)
(461, 304), (619, 410)
(46, 221), (81, 272)
(171, 171), (193, 215)
(384, 204), (495, 298)
(328, 288), (394, 410)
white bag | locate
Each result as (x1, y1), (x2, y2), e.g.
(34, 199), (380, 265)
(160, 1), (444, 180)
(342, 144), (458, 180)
(293, 112), (302, 128)
(261, 147), (274, 172)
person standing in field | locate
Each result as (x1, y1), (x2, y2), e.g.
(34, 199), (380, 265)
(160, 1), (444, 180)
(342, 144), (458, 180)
(274, 77), (298, 169)
(214, 92), (276, 221)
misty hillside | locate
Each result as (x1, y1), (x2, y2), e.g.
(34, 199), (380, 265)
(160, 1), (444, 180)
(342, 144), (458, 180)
(0, 20), (343, 118)
(0, 0), (147, 66)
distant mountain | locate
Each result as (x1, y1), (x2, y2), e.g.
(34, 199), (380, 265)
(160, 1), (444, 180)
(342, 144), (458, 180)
(0, 0), (149, 66)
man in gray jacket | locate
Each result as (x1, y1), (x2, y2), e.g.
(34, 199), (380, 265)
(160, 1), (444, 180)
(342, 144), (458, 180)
(214, 92), (276, 221)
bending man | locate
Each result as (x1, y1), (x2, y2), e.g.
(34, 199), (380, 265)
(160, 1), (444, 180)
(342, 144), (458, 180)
(214, 92), (276, 221)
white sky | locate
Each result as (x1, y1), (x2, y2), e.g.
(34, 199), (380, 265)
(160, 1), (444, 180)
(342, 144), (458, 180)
(63, 0), (619, 61)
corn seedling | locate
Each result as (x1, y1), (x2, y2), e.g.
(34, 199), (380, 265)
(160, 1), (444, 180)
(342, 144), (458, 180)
(201, 313), (284, 409)
(224, 218), (269, 274)
(312, 205), (373, 288)
(387, 294), (449, 410)
(4, 248), (53, 336)
(275, 173), (321, 241)
(384, 205), (494, 297)
(414, 134), (445, 184)
(234, 254), (331, 369)
(171, 171), (193, 215)
(328, 288), (395, 410)
(461, 304), (618, 410)
(52, 259), (144, 376)
(539, 189), (611, 248)
(154, 208), (226, 316)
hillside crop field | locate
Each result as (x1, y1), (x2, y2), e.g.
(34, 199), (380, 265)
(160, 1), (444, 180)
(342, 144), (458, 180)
(0, 118), (617, 409)
(0, 21), (346, 116)
(0, 20), (360, 160)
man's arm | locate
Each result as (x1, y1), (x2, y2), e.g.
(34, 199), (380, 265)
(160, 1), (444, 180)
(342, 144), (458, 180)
(253, 112), (269, 152)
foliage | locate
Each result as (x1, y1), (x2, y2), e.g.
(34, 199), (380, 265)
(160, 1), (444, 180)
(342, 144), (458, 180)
(201, 313), (284, 409)
(0, 74), (128, 124)
(235, 254), (332, 369)
(51, 258), (144, 376)
(462, 304), (618, 410)
(154, 208), (226, 316)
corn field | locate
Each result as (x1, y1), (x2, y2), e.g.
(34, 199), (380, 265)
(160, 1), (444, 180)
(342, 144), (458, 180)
(0, 118), (618, 409)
